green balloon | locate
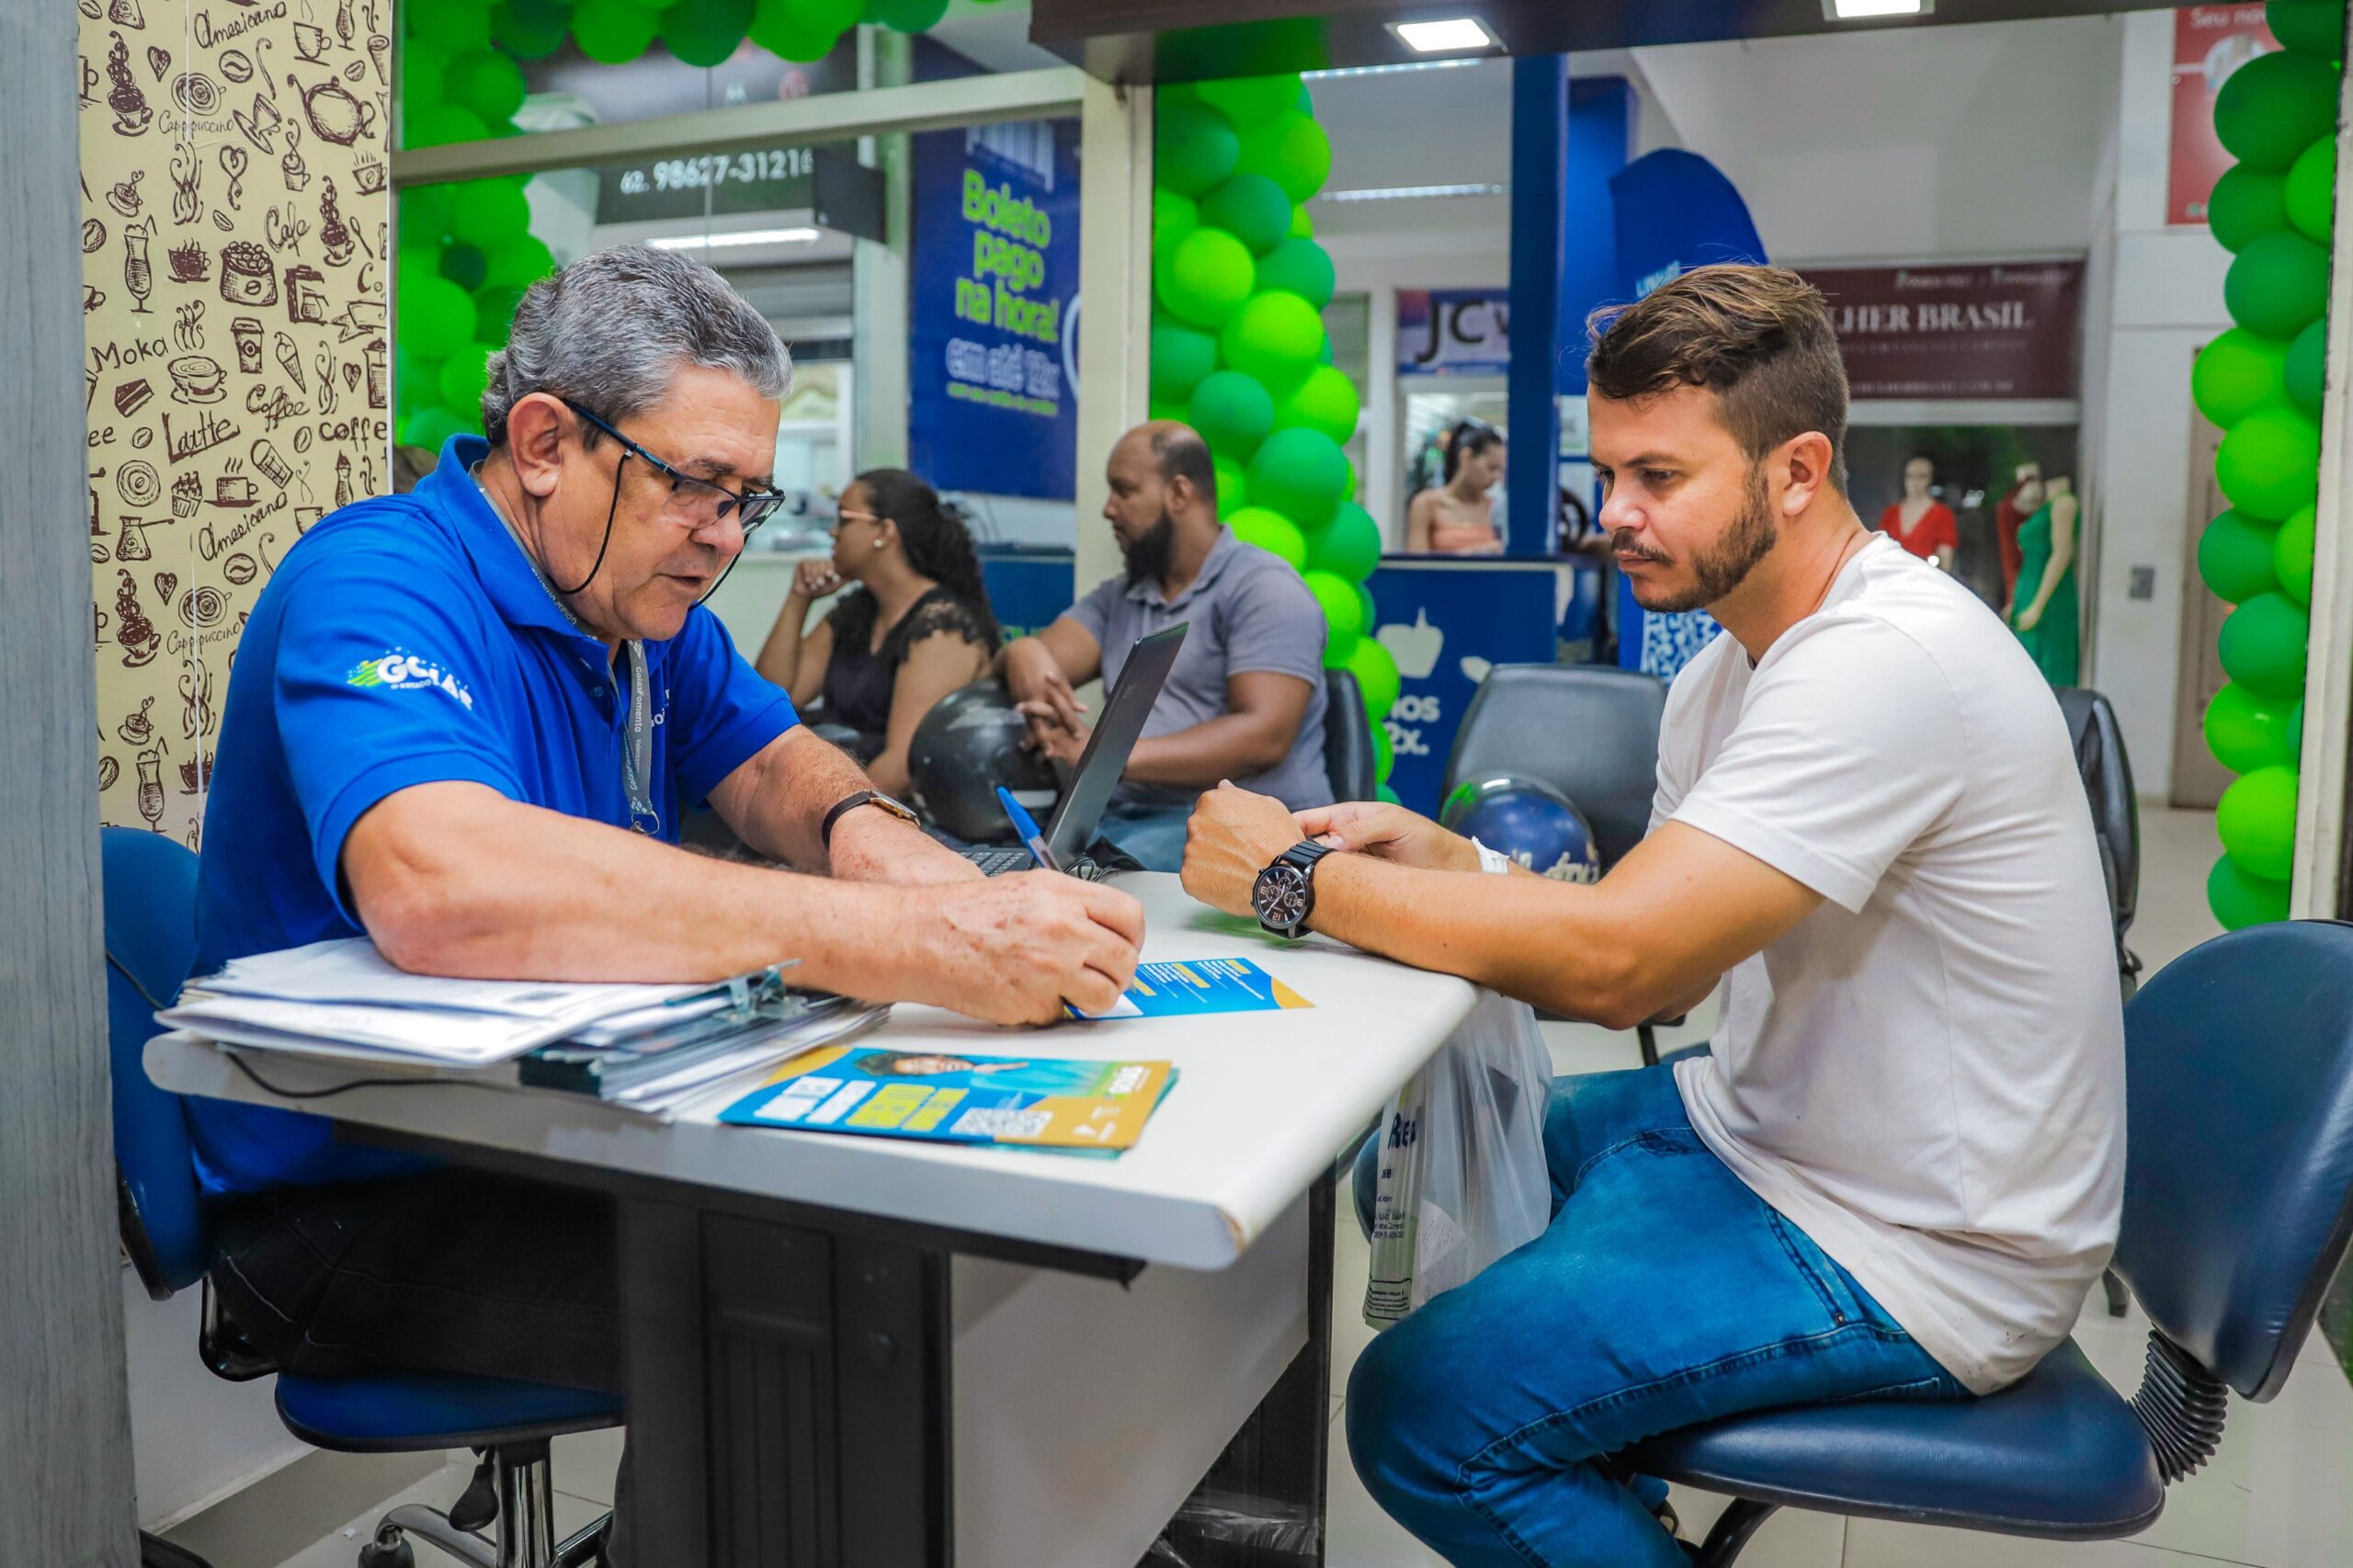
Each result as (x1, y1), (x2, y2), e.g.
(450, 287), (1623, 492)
(1290, 203), (1313, 239)
(1234, 111), (1334, 203)
(1249, 426), (1349, 528)
(438, 342), (499, 418)
(446, 49), (527, 124)
(1152, 316), (1221, 403)
(1273, 364), (1361, 445)
(2228, 230), (2332, 338)
(1153, 188), (1199, 261)
(1155, 99), (1242, 198)
(1220, 290), (1324, 390)
(1375, 781), (1401, 806)
(400, 274), (480, 360)
(665, 0), (753, 66)
(410, 3), (493, 56)
(2207, 682), (2301, 773)
(1304, 568), (1366, 639)
(1355, 578), (1375, 631)
(404, 404), (476, 452)
(2219, 764), (2302, 882)
(1226, 506), (1307, 569)
(402, 41), (449, 112)
(438, 241), (490, 293)
(864, 0), (949, 30)
(2214, 51), (2343, 170)
(449, 178), (531, 248)
(401, 183), (456, 245)
(1256, 238), (1336, 310)
(2208, 164), (2290, 251)
(2288, 135), (2338, 242)
(483, 232), (555, 290)
(1201, 174), (1294, 256)
(1197, 74), (1302, 128)
(1344, 636), (1401, 725)
(1371, 717), (1393, 781)
(2268, 0), (2347, 57)
(1213, 455), (1248, 517)
(2219, 591), (2313, 698)
(2210, 852), (2292, 928)
(1305, 499), (1381, 580)
(494, 0), (574, 60)
(2201, 508), (2282, 601)
(405, 102), (490, 150)
(573, 0), (661, 62)
(2275, 503), (2318, 603)
(1323, 625), (1361, 671)
(2286, 316), (2328, 415)
(473, 284), (528, 337)
(1187, 369), (1275, 460)
(1156, 227), (1256, 327)
(1149, 399), (1187, 425)
(2216, 403), (2322, 519)
(752, 0), (847, 60)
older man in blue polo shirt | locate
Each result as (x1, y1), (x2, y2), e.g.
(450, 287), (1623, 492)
(193, 251), (1142, 1548)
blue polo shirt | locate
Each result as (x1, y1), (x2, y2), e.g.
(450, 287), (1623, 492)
(186, 436), (797, 1196)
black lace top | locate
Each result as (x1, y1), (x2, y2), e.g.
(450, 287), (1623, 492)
(817, 585), (996, 753)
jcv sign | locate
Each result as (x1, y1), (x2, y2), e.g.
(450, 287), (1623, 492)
(1396, 288), (1510, 378)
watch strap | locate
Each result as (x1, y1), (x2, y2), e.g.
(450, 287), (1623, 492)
(820, 789), (916, 849)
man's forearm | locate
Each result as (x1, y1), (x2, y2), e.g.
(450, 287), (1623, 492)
(1126, 714), (1293, 790)
(1298, 855), (1657, 1028)
(722, 726), (882, 870)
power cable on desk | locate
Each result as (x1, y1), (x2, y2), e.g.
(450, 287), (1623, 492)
(226, 1050), (486, 1101)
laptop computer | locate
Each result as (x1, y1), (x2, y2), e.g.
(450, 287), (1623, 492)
(961, 622), (1189, 880)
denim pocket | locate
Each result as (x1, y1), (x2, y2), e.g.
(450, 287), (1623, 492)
(1765, 1210), (1855, 1328)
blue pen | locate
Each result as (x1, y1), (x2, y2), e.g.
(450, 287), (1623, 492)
(995, 786), (1063, 874)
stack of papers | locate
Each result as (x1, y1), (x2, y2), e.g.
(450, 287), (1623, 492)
(163, 938), (883, 1113)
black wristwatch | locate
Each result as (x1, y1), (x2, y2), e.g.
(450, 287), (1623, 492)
(821, 789), (921, 849)
(1253, 841), (1336, 938)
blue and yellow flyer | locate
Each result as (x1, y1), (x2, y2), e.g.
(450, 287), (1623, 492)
(719, 1047), (1174, 1151)
(1078, 958), (1314, 1019)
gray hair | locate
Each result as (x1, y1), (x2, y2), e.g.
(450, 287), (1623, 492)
(481, 244), (790, 446)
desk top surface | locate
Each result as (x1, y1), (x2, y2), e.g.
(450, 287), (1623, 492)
(146, 874), (1478, 1270)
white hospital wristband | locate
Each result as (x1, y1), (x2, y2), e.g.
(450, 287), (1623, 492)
(1471, 837), (1513, 877)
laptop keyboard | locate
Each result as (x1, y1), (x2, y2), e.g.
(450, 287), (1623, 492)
(959, 846), (1109, 881)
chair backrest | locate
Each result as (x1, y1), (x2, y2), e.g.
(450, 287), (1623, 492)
(1324, 667), (1379, 802)
(2055, 687), (2140, 936)
(1441, 665), (1668, 867)
(101, 827), (210, 1299)
(2115, 920), (2353, 1402)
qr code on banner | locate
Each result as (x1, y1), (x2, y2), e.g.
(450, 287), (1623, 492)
(949, 1107), (1053, 1141)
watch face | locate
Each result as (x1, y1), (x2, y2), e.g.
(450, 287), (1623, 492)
(1254, 863), (1311, 927)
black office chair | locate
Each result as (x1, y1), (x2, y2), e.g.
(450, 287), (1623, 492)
(1624, 916), (2353, 1564)
(1324, 667), (1379, 802)
(2056, 687), (2143, 997)
(1441, 665), (1673, 1061)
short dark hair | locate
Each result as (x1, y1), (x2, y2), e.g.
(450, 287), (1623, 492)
(1149, 423), (1219, 509)
(1586, 264), (1849, 494)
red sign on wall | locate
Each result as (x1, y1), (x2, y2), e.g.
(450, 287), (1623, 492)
(2170, 6), (2280, 227)
(1800, 262), (2086, 401)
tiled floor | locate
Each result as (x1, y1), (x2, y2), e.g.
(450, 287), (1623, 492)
(171, 808), (2353, 1568)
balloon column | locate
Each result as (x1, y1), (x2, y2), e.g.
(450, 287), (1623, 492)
(1152, 76), (1401, 798)
(394, 0), (994, 446)
(2193, 0), (2342, 929)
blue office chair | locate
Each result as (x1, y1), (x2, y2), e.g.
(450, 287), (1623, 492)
(1618, 917), (2353, 1565)
(103, 828), (622, 1568)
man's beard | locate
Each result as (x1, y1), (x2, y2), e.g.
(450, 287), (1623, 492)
(1121, 510), (1177, 586)
(1618, 468), (1777, 614)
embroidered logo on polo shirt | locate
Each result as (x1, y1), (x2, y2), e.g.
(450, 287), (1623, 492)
(347, 650), (476, 711)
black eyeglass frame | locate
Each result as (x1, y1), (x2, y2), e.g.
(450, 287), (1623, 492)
(548, 395), (785, 602)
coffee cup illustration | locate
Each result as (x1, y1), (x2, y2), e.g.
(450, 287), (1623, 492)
(293, 21), (329, 61)
(231, 315), (264, 373)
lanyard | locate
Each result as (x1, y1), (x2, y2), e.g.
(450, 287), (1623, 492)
(475, 469), (660, 835)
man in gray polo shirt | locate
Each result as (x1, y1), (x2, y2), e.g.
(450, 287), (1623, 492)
(1004, 421), (1331, 870)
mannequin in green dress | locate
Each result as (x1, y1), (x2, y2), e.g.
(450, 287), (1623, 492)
(2007, 473), (2080, 685)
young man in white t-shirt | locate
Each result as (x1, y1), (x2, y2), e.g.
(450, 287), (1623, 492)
(1178, 264), (2124, 1568)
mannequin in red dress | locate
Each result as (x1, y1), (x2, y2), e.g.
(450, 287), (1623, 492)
(1993, 461), (2042, 605)
(1878, 453), (1957, 569)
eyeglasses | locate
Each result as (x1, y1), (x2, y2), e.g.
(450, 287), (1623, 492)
(830, 508), (880, 533)
(562, 397), (787, 540)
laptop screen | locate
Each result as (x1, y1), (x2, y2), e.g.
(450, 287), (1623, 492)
(1043, 623), (1189, 860)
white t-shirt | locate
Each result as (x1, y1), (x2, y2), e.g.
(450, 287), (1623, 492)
(1654, 534), (2124, 1394)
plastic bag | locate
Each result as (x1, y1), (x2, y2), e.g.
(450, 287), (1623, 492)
(1364, 987), (1553, 1327)
(1142, 1488), (1321, 1565)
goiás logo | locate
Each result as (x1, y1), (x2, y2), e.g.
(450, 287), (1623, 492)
(347, 650), (476, 711)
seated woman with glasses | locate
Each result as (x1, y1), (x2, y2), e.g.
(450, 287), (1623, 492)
(754, 469), (1002, 794)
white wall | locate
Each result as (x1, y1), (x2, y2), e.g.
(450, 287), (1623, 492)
(2082, 10), (2237, 801)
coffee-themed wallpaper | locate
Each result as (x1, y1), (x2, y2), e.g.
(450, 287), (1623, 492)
(80, 0), (392, 846)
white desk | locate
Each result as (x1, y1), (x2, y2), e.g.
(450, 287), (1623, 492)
(146, 874), (1478, 1565)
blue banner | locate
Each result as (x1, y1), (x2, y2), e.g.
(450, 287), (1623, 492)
(1367, 562), (1563, 813)
(908, 120), (1081, 501)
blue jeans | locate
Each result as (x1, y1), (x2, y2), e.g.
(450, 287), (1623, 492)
(1096, 801), (1194, 872)
(1347, 1064), (1965, 1566)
